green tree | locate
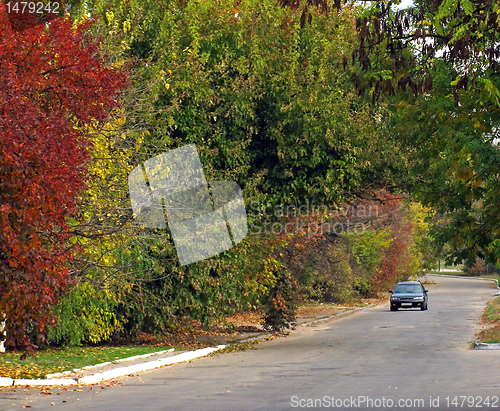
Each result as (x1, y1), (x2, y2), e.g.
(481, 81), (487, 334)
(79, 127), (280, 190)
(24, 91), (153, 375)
(351, 0), (500, 265)
(79, 0), (396, 205)
(57, 0), (410, 334)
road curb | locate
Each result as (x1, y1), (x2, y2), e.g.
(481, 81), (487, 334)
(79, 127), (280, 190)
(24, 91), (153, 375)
(0, 377), (14, 387)
(222, 307), (373, 344)
(46, 348), (176, 379)
(300, 308), (362, 327)
(3, 345), (226, 387)
(474, 342), (500, 350)
(425, 273), (500, 293)
(79, 345), (225, 384)
(13, 378), (78, 387)
(229, 333), (272, 344)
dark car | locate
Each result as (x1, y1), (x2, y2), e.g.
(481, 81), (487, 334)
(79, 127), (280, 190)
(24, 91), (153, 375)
(390, 281), (428, 311)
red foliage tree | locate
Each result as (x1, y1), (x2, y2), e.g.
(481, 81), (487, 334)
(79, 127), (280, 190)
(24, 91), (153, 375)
(0, 6), (126, 350)
(4, 0), (61, 32)
(371, 196), (414, 294)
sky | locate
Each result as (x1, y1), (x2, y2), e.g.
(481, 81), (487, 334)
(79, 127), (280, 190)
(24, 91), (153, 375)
(397, 0), (414, 8)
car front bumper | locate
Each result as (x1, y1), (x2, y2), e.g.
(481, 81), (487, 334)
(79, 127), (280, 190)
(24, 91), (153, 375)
(391, 301), (424, 308)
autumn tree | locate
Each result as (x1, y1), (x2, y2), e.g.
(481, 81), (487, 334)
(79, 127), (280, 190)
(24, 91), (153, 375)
(349, 0), (500, 265)
(28, 0), (419, 339)
(0, 6), (125, 350)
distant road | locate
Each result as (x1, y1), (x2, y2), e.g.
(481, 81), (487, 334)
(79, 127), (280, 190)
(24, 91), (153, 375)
(2, 275), (500, 411)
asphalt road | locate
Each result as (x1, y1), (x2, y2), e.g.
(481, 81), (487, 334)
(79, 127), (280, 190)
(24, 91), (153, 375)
(2, 275), (500, 411)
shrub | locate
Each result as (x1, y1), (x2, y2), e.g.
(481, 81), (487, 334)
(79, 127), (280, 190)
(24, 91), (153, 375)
(262, 269), (298, 332)
(47, 282), (121, 347)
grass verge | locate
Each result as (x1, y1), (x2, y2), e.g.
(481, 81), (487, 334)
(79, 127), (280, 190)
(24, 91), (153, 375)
(0, 345), (172, 379)
(478, 296), (500, 344)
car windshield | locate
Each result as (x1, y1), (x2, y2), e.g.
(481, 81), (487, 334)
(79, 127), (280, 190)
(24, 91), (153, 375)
(394, 284), (422, 294)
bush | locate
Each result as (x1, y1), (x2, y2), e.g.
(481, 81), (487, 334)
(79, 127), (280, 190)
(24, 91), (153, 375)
(262, 270), (298, 332)
(463, 259), (497, 277)
(47, 282), (121, 347)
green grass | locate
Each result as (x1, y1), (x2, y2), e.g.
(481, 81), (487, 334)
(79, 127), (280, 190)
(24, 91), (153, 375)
(479, 297), (500, 344)
(484, 297), (500, 324)
(0, 345), (173, 379)
(480, 328), (500, 344)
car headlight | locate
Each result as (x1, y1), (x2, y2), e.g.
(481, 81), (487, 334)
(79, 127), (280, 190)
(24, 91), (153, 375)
(391, 297), (399, 301)
(413, 297), (424, 301)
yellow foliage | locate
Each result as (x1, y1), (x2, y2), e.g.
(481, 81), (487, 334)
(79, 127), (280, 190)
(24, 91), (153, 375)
(70, 111), (137, 302)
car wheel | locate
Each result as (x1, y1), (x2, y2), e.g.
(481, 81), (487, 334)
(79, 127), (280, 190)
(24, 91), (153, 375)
(421, 302), (427, 311)
(390, 305), (398, 311)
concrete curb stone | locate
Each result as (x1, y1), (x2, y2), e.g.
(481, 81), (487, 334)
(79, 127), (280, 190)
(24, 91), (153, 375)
(78, 345), (225, 385)
(46, 348), (176, 379)
(4, 346), (226, 387)
(300, 308), (362, 326)
(0, 377), (14, 387)
(424, 273), (500, 293)
(474, 342), (500, 350)
(13, 378), (78, 387)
